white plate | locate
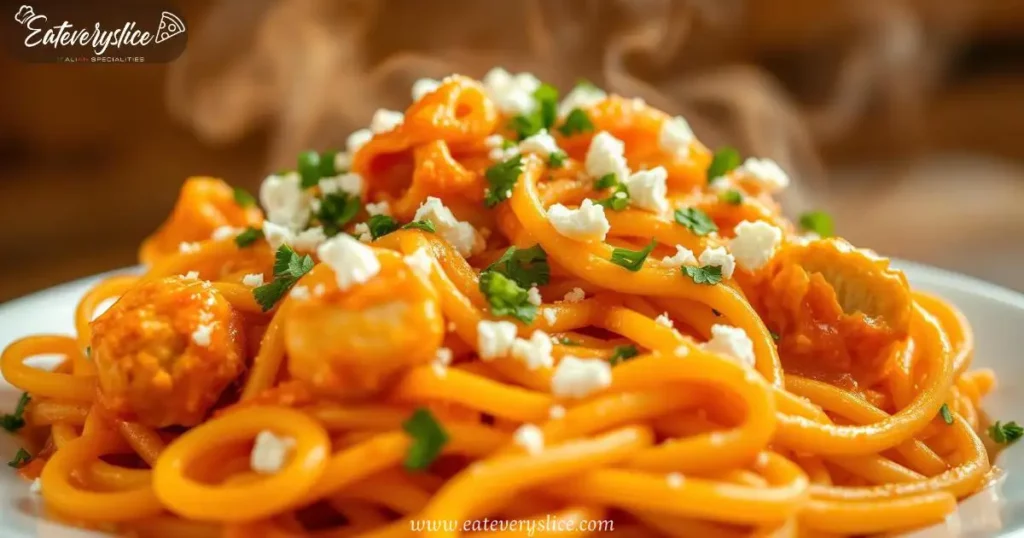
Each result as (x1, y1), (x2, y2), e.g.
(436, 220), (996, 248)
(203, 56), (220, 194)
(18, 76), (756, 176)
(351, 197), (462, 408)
(1, 263), (1023, 537)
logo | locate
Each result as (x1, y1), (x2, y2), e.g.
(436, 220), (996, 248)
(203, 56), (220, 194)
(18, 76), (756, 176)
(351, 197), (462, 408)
(3, 0), (187, 63)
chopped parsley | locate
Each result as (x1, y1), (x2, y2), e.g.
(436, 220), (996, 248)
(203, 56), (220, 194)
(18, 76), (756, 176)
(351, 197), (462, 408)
(315, 192), (362, 236)
(297, 150), (324, 189)
(367, 215), (399, 240)
(318, 149), (339, 177)
(682, 265), (723, 285)
(557, 337), (580, 346)
(235, 227), (264, 248)
(548, 151), (567, 169)
(988, 421), (1023, 445)
(939, 403), (954, 425)
(508, 84), (560, 140)
(719, 189), (743, 205)
(252, 245), (315, 311)
(608, 345), (639, 365)
(7, 448), (30, 468)
(769, 330), (780, 342)
(402, 408), (449, 471)
(0, 392), (31, 433)
(232, 187), (256, 208)
(610, 240), (656, 272)
(597, 184), (630, 211)
(674, 207), (718, 236)
(799, 211), (835, 238)
(706, 146), (741, 183)
(557, 108), (595, 137)
(594, 173), (618, 190)
(485, 244), (550, 287)
(402, 220), (436, 233)
(478, 271), (537, 323)
(484, 155), (524, 207)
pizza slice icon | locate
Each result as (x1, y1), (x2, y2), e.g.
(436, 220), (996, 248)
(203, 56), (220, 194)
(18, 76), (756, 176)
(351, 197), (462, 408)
(155, 11), (185, 44)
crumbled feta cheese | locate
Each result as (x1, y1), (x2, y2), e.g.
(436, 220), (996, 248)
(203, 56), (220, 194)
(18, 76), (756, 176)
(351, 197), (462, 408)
(510, 330), (554, 370)
(292, 226), (327, 251)
(353, 222), (372, 243)
(413, 197), (481, 257)
(485, 134), (520, 161)
(182, 271), (200, 280)
(551, 356), (612, 399)
(702, 324), (755, 367)
(250, 430), (295, 474)
(211, 225), (241, 241)
(624, 166), (669, 214)
(558, 83), (607, 117)
(262, 221), (294, 250)
(666, 472), (685, 489)
(403, 247), (434, 277)
(698, 246), (736, 279)
(411, 78), (441, 101)
(546, 199), (610, 242)
(549, 405), (566, 420)
(178, 242), (200, 253)
(655, 313), (673, 328)
(513, 424), (545, 455)
(674, 345), (690, 357)
(527, 286), (542, 306)
(482, 67), (542, 116)
(319, 172), (364, 197)
(191, 323), (213, 347)
(365, 201), (391, 216)
(563, 287), (586, 303)
(347, 129), (374, 154)
(317, 234), (381, 291)
(334, 153), (352, 172)
(431, 362), (447, 378)
(542, 309), (557, 325)
(518, 130), (560, 158)
(477, 320), (518, 360)
(29, 478), (41, 495)
(242, 273), (264, 287)
(370, 109), (404, 134)
(659, 116), (695, 160)
(260, 172), (312, 230)
(290, 285), (310, 300)
(431, 347), (453, 378)
(585, 131), (629, 181)
(312, 283), (326, 296)
(659, 245), (697, 268)
(730, 220), (783, 272)
(736, 157), (790, 192)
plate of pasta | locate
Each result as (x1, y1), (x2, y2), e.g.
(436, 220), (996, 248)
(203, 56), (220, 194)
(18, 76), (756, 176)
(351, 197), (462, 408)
(1, 70), (1023, 538)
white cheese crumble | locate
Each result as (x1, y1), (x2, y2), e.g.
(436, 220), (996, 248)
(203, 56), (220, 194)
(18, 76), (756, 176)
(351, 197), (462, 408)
(319, 172), (364, 197)
(702, 324), (756, 367)
(262, 221), (294, 250)
(513, 424), (545, 455)
(211, 225), (241, 241)
(624, 166), (669, 214)
(260, 172), (312, 230)
(563, 287), (586, 303)
(542, 309), (557, 325)
(549, 404), (567, 420)
(730, 220), (783, 272)
(178, 242), (200, 253)
(698, 246), (736, 279)
(510, 330), (555, 370)
(551, 356), (613, 399)
(29, 477), (41, 495)
(411, 78), (441, 101)
(585, 131), (630, 181)
(292, 226), (327, 251)
(250, 430), (295, 474)
(482, 67), (542, 116)
(527, 286), (542, 306)
(365, 201), (391, 216)
(659, 116), (695, 160)
(518, 130), (561, 158)
(191, 323), (213, 347)
(403, 247), (434, 277)
(370, 109), (404, 134)
(432, 347), (453, 378)
(353, 222), (372, 243)
(659, 245), (697, 268)
(182, 271), (200, 280)
(666, 472), (685, 489)
(317, 234), (381, 291)
(485, 134), (519, 161)
(335, 128), (375, 171)
(413, 197), (481, 257)
(655, 313), (673, 328)
(242, 273), (264, 287)
(477, 320), (518, 360)
(736, 157), (790, 192)
(290, 286), (311, 300)
(558, 83), (607, 118)
(546, 198), (610, 242)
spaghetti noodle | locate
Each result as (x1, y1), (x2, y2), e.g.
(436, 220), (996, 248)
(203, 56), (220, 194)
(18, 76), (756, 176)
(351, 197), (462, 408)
(1, 70), (1014, 537)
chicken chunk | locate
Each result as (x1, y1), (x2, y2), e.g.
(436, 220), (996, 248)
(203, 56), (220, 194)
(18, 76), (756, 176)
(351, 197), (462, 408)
(91, 276), (247, 427)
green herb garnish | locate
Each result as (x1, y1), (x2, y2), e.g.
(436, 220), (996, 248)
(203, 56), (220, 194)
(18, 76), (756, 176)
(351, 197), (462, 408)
(234, 227), (264, 248)
(799, 211), (835, 238)
(597, 184), (630, 211)
(402, 408), (449, 471)
(252, 245), (315, 311)
(7, 448), (30, 468)
(609, 345), (639, 365)
(297, 150), (323, 189)
(402, 220), (436, 233)
(315, 192), (362, 236)
(557, 108), (595, 137)
(508, 84), (560, 140)
(318, 149), (339, 178)
(610, 240), (656, 272)
(674, 207), (718, 236)
(706, 147), (741, 183)
(367, 215), (399, 240)
(719, 189), (743, 205)
(548, 151), (567, 169)
(594, 173), (618, 190)
(232, 187), (256, 208)
(682, 265), (723, 285)
(478, 271), (537, 323)
(485, 245), (550, 287)
(0, 393), (31, 433)
(484, 155), (524, 208)
(939, 404), (954, 425)
(988, 421), (1023, 445)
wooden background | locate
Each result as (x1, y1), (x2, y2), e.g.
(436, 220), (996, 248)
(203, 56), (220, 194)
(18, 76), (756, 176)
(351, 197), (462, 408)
(1, 0), (1022, 302)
